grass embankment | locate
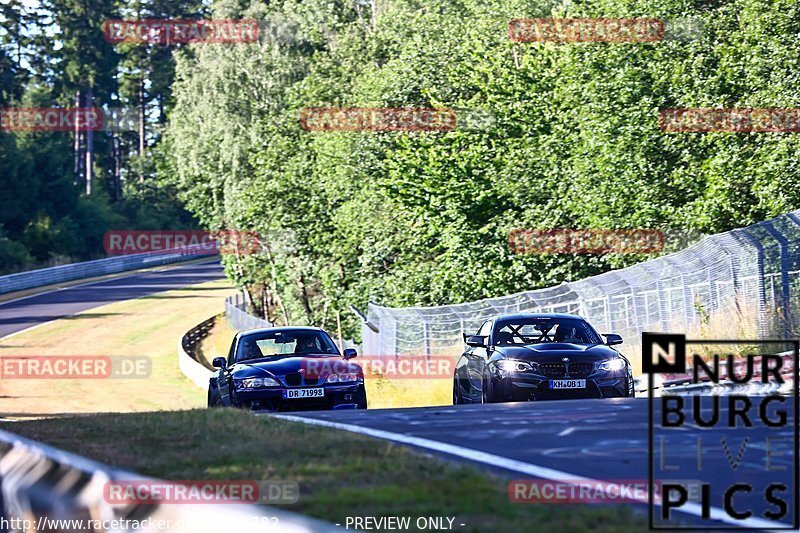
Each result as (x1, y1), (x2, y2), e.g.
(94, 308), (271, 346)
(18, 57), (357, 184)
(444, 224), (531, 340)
(0, 279), (234, 419)
(4, 409), (646, 532)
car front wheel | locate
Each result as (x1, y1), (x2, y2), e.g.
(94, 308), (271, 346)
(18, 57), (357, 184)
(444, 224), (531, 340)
(481, 371), (493, 404)
(356, 386), (368, 409)
(207, 387), (222, 408)
(453, 379), (462, 405)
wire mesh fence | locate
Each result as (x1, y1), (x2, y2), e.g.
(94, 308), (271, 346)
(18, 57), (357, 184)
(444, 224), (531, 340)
(362, 210), (800, 359)
(225, 294), (274, 332)
(225, 294), (357, 350)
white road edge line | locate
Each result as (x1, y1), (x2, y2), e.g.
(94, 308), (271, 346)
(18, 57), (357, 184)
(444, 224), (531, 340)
(272, 413), (782, 530)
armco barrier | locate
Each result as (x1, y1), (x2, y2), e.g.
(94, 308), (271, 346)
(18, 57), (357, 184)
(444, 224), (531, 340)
(178, 315), (216, 390)
(0, 246), (216, 296)
(0, 428), (335, 532)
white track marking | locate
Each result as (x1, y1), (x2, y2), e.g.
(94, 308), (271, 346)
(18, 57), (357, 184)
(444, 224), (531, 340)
(272, 413), (787, 530)
(557, 427), (576, 437)
(0, 321), (53, 342)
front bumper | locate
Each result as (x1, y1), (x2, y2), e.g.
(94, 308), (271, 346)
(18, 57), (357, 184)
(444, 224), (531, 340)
(493, 371), (631, 401)
(233, 383), (363, 412)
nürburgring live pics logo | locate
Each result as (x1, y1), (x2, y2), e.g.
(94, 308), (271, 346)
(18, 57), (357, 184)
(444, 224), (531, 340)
(644, 333), (799, 529)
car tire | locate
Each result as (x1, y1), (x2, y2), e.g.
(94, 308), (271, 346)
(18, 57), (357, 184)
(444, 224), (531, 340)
(356, 386), (368, 409)
(453, 379), (462, 405)
(207, 388), (220, 408)
(481, 371), (492, 404)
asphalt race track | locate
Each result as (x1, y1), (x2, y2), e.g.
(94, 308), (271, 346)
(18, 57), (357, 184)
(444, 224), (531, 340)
(0, 260), (224, 339)
(276, 397), (798, 529)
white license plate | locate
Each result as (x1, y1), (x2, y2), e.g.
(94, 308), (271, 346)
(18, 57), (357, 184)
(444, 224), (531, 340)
(283, 388), (325, 399)
(550, 379), (586, 389)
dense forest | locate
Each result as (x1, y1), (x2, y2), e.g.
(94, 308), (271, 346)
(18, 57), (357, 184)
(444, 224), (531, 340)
(0, 0), (204, 272)
(3, 0), (800, 339)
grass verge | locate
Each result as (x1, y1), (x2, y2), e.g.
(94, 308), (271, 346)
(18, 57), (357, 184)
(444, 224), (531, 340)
(0, 279), (234, 419)
(3, 409), (646, 532)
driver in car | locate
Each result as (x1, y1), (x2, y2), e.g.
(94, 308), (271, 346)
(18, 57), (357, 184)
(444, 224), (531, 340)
(294, 335), (319, 354)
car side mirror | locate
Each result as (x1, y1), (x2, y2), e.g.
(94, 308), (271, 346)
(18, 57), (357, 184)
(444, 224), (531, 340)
(212, 357), (228, 369)
(343, 348), (357, 360)
(465, 335), (488, 348)
(604, 334), (623, 346)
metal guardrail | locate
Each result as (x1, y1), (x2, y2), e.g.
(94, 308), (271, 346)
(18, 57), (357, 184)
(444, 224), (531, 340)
(0, 428), (335, 532)
(178, 315), (217, 390)
(0, 247), (216, 296)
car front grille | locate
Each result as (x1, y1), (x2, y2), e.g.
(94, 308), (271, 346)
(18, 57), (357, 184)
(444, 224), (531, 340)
(540, 363), (566, 377)
(283, 373), (320, 387)
(568, 363), (593, 377)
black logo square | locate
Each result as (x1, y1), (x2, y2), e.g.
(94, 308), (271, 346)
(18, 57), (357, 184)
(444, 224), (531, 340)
(643, 333), (686, 374)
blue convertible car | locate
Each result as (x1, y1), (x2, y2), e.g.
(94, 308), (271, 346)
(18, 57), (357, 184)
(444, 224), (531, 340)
(207, 326), (367, 411)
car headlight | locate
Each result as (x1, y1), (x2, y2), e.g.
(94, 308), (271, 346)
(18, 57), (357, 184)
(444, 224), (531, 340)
(326, 372), (362, 383)
(239, 377), (280, 389)
(496, 359), (536, 373)
(598, 359), (627, 372)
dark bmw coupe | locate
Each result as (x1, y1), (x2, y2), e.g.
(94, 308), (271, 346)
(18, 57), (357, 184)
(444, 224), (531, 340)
(453, 313), (633, 403)
(207, 326), (367, 411)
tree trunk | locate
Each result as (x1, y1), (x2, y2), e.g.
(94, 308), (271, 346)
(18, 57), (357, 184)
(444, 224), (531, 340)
(297, 271), (314, 324)
(336, 309), (344, 353)
(112, 131), (121, 201)
(138, 73), (145, 183)
(84, 86), (94, 195)
(73, 90), (82, 186)
(262, 240), (290, 325)
(261, 286), (268, 321)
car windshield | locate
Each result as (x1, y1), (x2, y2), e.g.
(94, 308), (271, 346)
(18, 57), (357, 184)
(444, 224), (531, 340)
(493, 317), (602, 346)
(236, 330), (340, 361)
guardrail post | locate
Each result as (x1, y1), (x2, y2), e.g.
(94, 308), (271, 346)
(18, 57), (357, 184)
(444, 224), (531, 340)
(739, 230), (768, 338)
